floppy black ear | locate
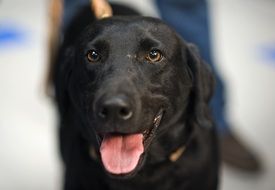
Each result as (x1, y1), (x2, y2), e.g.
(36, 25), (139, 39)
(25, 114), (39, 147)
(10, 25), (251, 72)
(185, 43), (215, 128)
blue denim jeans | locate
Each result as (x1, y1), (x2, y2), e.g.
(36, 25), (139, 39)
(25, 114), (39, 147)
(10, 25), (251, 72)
(62, 0), (88, 32)
(156, 0), (229, 133)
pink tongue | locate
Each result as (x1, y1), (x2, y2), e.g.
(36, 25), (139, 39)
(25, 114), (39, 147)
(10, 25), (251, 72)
(100, 133), (144, 174)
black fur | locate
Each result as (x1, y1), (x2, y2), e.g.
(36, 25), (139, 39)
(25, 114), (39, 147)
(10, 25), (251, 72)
(52, 4), (219, 190)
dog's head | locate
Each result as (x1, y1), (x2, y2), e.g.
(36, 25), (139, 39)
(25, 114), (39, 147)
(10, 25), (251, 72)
(55, 16), (214, 178)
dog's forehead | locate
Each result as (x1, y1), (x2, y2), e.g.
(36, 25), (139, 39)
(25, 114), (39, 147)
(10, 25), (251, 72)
(85, 17), (179, 45)
(101, 17), (172, 32)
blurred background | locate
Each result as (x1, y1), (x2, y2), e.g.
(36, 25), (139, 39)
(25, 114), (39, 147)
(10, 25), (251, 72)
(0, 0), (274, 189)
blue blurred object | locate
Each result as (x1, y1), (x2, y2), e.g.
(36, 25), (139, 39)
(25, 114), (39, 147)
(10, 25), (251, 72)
(260, 45), (275, 63)
(0, 21), (28, 50)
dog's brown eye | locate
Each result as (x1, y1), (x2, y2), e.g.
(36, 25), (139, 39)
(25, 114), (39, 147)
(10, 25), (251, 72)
(146, 49), (163, 63)
(87, 50), (101, 63)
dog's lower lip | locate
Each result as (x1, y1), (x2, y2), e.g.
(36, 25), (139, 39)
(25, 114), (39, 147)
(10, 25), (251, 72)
(142, 129), (149, 136)
(95, 133), (103, 145)
(143, 109), (164, 150)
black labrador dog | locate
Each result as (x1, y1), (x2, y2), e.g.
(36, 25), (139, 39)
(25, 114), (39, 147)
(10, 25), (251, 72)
(52, 4), (219, 190)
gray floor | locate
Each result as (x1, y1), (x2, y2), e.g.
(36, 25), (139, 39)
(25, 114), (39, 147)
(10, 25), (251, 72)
(0, 0), (275, 189)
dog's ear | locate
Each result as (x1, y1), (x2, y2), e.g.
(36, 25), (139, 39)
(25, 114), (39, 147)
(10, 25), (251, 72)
(185, 43), (215, 128)
(53, 46), (75, 117)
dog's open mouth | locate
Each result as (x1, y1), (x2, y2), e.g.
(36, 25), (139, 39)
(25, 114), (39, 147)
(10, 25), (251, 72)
(95, 109), (164, 176)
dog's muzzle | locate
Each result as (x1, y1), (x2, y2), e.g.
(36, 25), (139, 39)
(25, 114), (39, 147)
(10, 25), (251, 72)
(89, 108), (165, 176)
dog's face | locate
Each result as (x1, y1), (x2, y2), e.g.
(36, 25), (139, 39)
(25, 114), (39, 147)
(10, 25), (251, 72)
(59, 17), (213, 178)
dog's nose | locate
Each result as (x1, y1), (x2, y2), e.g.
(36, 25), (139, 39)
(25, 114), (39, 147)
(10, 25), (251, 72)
(97, 95), (133, 121)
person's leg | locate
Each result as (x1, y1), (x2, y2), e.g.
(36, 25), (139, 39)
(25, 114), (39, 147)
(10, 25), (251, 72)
(156, 0), (261, 171)
(156, 0), (228, 133)
(62, 0), (89, 32)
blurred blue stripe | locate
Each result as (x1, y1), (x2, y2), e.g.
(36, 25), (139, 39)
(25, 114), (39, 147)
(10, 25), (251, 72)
(262, 46), (275, 60)
(0, 21), (28, 49)
(257, 45), (275, 67)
